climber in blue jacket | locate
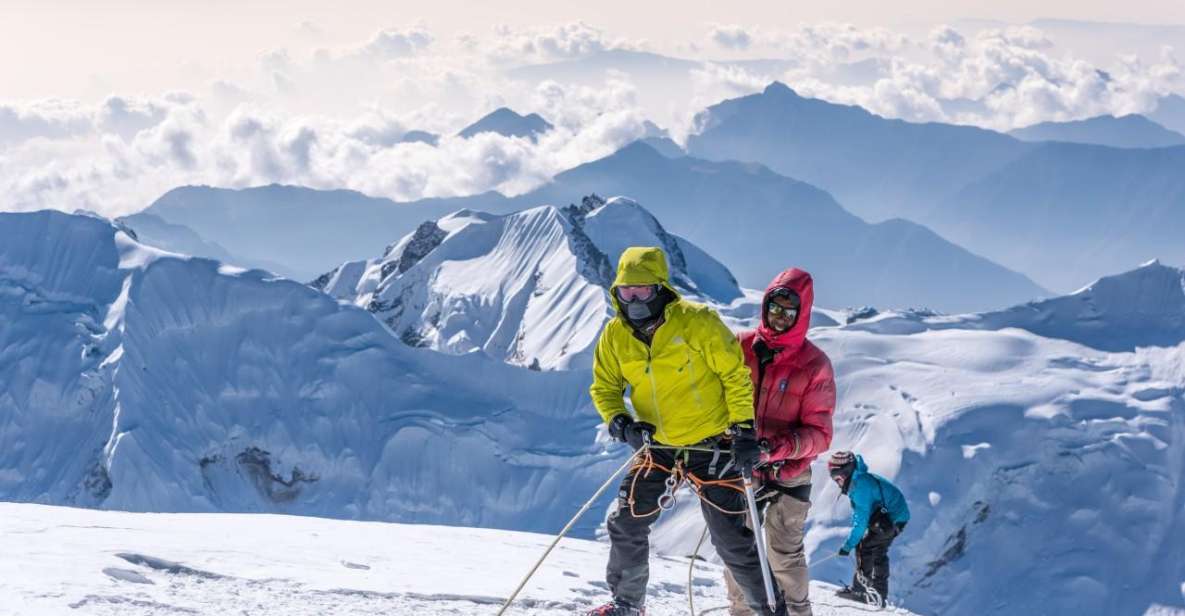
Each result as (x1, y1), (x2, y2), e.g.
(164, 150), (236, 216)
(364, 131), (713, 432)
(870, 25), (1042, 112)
(828, 451), (910, 607)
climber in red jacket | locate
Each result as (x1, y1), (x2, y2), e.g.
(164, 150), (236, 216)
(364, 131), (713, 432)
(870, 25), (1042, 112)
(724, 267), (836, 616)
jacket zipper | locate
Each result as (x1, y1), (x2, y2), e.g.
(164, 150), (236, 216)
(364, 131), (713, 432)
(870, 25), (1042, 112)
(685, 347), (705, 413)
(646, 351), (665, 441)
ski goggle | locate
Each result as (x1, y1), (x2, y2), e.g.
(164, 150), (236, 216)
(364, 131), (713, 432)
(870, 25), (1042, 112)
(766, 302), (799, 320)
(616, 285), (658, 302)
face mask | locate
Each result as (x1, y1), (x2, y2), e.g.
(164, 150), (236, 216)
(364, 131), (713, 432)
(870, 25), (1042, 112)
(625, 300), (656, 321)
(616, 285), (664, 323)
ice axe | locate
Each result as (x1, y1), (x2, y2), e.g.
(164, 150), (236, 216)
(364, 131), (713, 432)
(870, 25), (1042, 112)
(741, 467), (778, 613)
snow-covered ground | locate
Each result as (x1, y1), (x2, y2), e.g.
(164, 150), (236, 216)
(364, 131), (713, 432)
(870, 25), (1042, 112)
(0, 502), (918, 616)
(4, 209), (1185, 615)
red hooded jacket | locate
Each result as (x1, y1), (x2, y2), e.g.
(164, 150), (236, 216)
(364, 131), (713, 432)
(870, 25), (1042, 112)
(737, 268), (836, 483)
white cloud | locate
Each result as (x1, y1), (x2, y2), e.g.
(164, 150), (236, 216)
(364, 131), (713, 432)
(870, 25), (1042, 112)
(0, 80), (649, 217)
(709, 24), (753, 50)
(4, 20), (1185, 220)
(354, 27), (434, 59)
(479, 22), (631, 64)
(784, 23), (1183, 129)
(0, 99), (93, 145)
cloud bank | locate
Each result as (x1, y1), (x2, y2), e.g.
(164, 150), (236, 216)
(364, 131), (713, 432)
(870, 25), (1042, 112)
(1, 20), (1182, 217)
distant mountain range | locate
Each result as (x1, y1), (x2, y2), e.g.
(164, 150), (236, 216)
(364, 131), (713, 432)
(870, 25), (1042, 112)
(1009, 114), (1185, 148)
(127, 185), (494, 281)
(1149, 93), (1185, 135)
(687, 82), (1185, 292)
(130, 141), (1047, 313)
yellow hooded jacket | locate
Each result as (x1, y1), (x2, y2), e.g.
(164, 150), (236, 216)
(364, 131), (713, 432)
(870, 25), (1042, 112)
(589, 246), (754, 446)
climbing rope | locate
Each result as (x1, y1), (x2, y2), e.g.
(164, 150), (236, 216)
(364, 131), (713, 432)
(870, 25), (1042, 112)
(624, 446), (749, 518)
(495, 445), (649, 616)
(687, 524), (710, 616)
(853, 552), (884, 608)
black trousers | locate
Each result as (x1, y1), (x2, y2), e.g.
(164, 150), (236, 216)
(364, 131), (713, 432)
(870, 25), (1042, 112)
(605, 446), (782, 613)
(851, 510), (901, 602)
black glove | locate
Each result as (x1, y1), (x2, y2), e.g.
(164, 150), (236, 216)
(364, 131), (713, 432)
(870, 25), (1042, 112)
(607, 414), (633, 442)
(894, 521), (907, 536)
(625, 421), (655, 450)
(838, 548), (851, 557)
(607, 415), (654, 450)
(729, 422), (760, 476)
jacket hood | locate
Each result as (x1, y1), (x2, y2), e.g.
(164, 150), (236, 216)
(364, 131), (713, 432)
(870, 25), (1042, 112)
(609, 246), (680, 316)
(840, 454), (868, 494)
(757, 267), (815, 350)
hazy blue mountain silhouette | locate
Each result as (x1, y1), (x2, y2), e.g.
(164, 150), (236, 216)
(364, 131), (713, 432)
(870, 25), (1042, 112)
(399, 130), (439, 146)
(517, 141), (1046, 311)
(139, 185), (507, 281)
(685, 82), (1030, 222)
(1149, 93), (1185, 135)
(1009, 114), (1185, 148)
(139, 142), (1046, 311)
(457, 108), (553, 140)
(117, 212), (300, 279)
(687, 82), (1185, 291)
(933, 142), (1185, 291)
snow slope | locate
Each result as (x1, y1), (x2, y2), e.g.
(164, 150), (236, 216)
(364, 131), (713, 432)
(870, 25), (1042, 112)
(0, 503), (918, 616)
(0, 210), (621, 536)
(5, 209), (1184, 615)
(651, 262), (1185, 615)
(314, 195), (741, 370)
(843, 260), (1185, 352)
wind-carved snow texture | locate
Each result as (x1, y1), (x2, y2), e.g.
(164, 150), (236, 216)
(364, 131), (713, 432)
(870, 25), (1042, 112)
(0, 210), (627, 537)
(314, 195), (741, 370)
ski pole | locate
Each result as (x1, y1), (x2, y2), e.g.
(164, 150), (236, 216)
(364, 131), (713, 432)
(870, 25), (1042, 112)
(496, 445), (647, 616)
(741, 471), (778, 613)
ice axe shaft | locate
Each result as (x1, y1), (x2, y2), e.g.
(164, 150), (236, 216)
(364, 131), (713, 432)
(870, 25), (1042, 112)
(742, 472), (778, 612)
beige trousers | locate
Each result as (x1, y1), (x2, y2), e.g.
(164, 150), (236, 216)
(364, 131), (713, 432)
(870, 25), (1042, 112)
(724, 472), (813, 616)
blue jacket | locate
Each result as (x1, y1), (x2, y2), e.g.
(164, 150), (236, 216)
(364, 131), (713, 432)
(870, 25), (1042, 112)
(842, 455), (910, 552)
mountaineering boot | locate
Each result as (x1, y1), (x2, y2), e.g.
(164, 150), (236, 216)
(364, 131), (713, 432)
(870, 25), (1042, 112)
(585, 600), (645, 615)
(835, 585), (885, 608)
(834, 585), (865, 603)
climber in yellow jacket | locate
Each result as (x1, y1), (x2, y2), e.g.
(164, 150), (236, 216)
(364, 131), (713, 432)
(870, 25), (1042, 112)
(586, 246), (782, 616)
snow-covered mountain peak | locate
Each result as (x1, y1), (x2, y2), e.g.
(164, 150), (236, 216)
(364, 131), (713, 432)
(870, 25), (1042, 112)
(315, 195), (742, 369)
(844, 260), (1185, 352)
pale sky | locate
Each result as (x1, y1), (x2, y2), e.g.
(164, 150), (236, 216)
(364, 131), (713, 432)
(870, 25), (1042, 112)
(4, 0), (1184, 217)
(4, 0), (1185, 98)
